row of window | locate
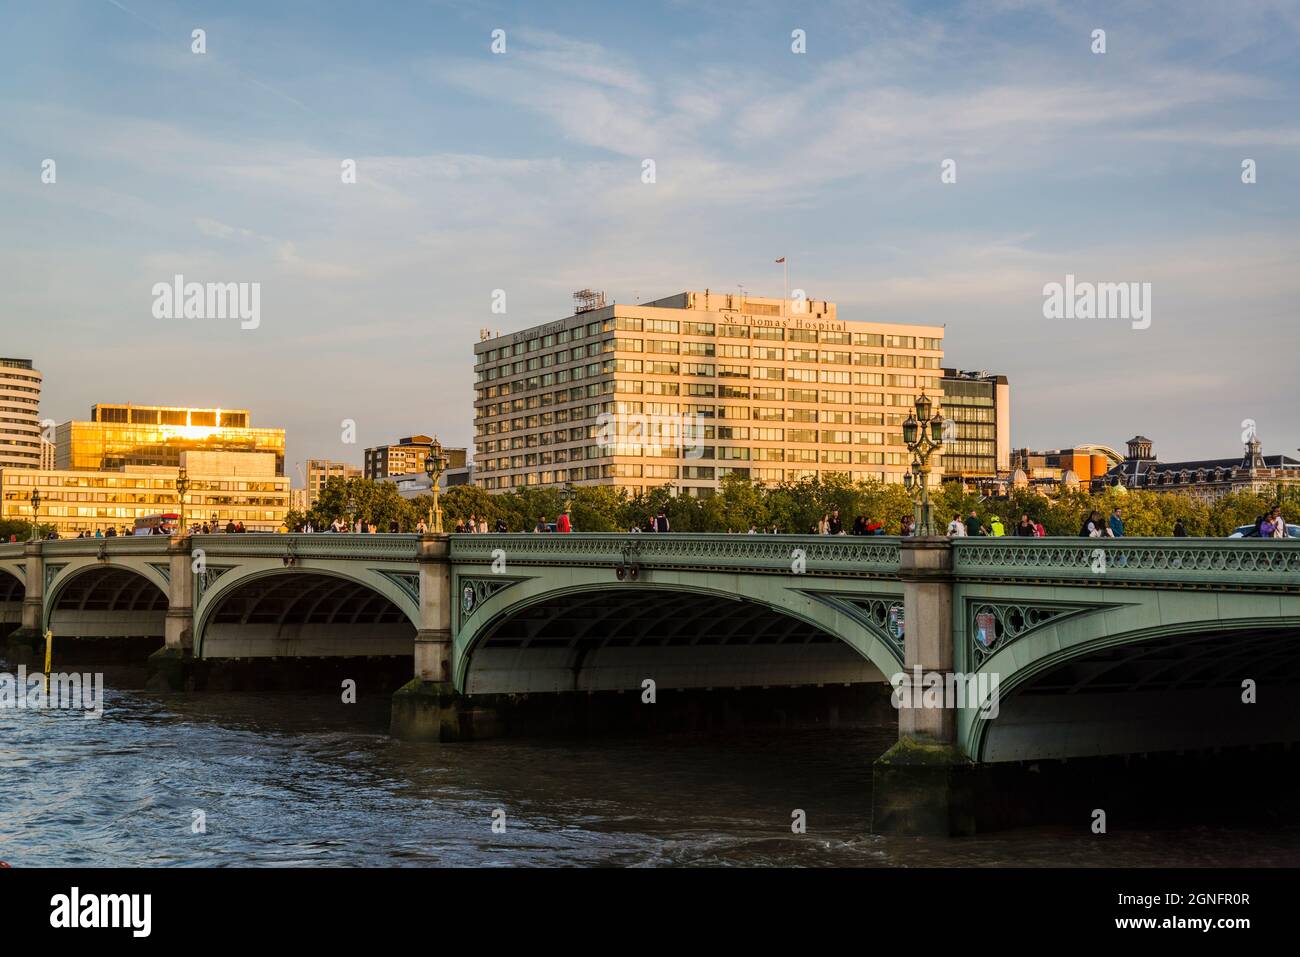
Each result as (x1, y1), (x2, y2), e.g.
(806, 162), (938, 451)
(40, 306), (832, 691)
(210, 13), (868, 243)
(476, 384), (942, 419)
(479, 347), (942, 382)
(478, 320), (942, 362)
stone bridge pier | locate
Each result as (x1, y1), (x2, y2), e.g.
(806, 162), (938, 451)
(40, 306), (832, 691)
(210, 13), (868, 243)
(3, 541), (47, 665)
(870, 538), (972, 835)
(390, 536), (495, 739)
(147, 537), (197, 689)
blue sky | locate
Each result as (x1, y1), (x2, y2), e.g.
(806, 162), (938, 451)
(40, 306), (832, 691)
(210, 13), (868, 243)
(2, 0), (1298, 473)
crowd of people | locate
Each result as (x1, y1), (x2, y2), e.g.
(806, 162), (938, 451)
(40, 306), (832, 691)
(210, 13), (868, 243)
(12, 503), (1292, 541)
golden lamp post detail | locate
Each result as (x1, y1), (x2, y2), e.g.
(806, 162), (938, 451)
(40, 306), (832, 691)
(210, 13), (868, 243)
(423, 438), (448, 535)
(30, 487), (42, 541)
(901, 392), (946, 537)
(176, 467), (191, 536)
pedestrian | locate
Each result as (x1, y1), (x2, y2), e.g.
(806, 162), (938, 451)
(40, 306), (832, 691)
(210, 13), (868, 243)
(655, 510), (670, 533)
(989, 515), (1006, 537)
(1015, 514), (1036, 537)
(1173, 518), (1188, 537)
(389, 519), (400, 533)
(828, 509), (843, 535)
(946, 513), (966, 537)
(964, 510), (981, 536)
(852, 515), (867, 535)
(495, 518), (507, 533)
(557, 510), (571, 533)
(535, 515), (548, 533)
(1109, 507), (1125, 538)
(817, 513), (829, 535)
(1270, 506), (1286, 539)
(900, 515), (915, 536)
(1080, 511), (1105, 537)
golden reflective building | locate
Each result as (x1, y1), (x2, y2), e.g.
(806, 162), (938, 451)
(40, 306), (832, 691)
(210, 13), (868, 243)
(0, 451), (290, 535)
(55, 404), (286, 475)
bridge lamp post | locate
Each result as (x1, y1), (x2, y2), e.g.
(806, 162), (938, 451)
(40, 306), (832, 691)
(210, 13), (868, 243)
(30, 488), (41, 541)
(423, 438), (447, 535)
(901, 392), (945, 537)
(176, 467), (190, 536)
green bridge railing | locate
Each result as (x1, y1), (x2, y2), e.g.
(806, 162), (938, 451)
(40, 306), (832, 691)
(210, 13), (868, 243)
(3, 534), (1298, 590)
(449, 532), (903, 577)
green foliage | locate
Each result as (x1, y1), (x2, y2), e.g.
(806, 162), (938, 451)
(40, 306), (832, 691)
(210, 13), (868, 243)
(287, 476), (1297, 538)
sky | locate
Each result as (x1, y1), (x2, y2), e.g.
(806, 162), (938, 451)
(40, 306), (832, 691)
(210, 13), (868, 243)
(2, 0), (1298, 478)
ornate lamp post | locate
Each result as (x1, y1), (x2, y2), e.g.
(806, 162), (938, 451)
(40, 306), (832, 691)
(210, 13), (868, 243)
(901, 392), (946, 536)
(346, 497), (357, 533)
(423, 438), (448, 534)
(176, 467), (190, 535)
(211, 511), (218, 533)
(30, 488), (41, 541)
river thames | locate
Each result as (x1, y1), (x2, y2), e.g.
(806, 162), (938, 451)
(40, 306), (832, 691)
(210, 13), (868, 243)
(4, 673), (1300, 868)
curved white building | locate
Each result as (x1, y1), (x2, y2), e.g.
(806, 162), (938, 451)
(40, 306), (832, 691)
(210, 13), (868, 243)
(0, 357), (44, 469)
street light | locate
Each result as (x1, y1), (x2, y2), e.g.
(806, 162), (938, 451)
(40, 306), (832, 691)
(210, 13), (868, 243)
(902, 392), (946, 536)
(211, 511), (218, 533)
(176, 467), (190, 536)
(30, 488), (41, 541)
(423, 438), (448, 534)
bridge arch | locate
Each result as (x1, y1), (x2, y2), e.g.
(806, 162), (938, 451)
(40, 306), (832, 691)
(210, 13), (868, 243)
(960, 597), (1300, 762)
(0, 566), (24, 640)
(453, 572), (902, 695)
(44, 562), (169, 645)
(194, 566), (420, 659)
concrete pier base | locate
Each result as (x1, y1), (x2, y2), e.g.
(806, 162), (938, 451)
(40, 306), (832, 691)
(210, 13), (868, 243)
(871, 738), (976, 836)
(146, 646), (195, 691)
(390, 680), (505, 741)
(3, 626), (41, 667)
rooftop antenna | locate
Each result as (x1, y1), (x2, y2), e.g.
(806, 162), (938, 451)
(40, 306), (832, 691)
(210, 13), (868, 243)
(573, 289), (606, 314)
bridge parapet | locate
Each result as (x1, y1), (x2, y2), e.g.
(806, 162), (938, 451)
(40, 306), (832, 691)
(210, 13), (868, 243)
(190, 533), (421, 561)
(954, 537), (1300, 588)
(449, 532), (902, 576)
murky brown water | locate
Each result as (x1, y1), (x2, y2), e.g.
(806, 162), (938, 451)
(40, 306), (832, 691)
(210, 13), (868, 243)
(3, 677), (1300, 867)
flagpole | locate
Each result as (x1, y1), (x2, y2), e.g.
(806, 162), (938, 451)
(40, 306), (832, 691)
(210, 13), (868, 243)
(783, 258), (788, 317)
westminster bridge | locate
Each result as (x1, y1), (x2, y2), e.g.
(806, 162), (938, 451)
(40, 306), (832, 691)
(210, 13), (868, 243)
(3, 533), (1299, 831)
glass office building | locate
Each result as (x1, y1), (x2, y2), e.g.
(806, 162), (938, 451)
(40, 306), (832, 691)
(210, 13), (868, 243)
(473, 291), (946, 496)
(55, 404), (286, 475)
(938, 369), (1011, 482)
